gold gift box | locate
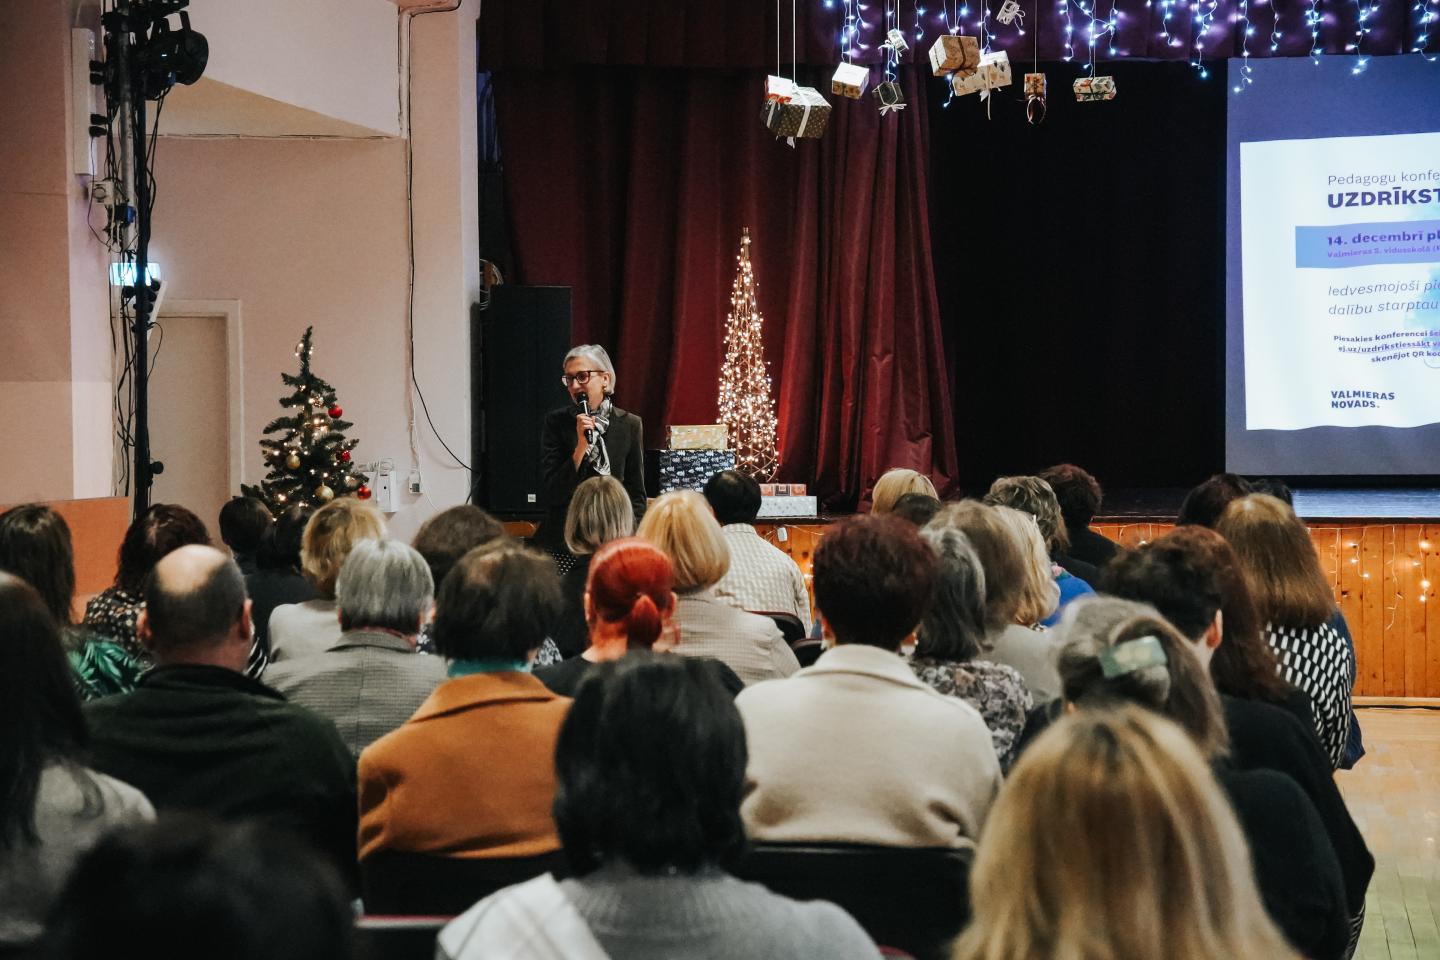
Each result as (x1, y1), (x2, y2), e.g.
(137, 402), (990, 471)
(668, 424), (729, 451)
(928, 34), (980, 76)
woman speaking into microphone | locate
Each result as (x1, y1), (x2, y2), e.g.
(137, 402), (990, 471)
(537, 345), (647, 558)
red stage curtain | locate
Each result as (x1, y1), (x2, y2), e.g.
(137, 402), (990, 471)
(491, 64), (958, 510)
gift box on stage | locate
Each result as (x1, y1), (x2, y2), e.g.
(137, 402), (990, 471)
(761, 483), (808, 497)
(764, 85), (832, 140)
(831, 62), (869, 99)
(928, 34), (980, 76)
(951, 50), (1012, 98)
(1073, 75), (1117, 101)
(648, 450), (738, 493)
(765, 75), (797, 104)
(668, 424), (728, 451)
(757, 495), (820, 519)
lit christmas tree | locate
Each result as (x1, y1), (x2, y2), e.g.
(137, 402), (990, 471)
(241, 326), (368, 511)
(717, 227), (780, 481)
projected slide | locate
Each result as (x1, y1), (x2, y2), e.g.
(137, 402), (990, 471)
(1226, 56), (1440, 475)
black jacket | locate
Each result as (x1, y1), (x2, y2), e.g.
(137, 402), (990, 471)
(537, 403), (647, 546)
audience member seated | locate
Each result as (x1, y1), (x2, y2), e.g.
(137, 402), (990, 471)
(910, 521), (1032, 769)
(1217, 494), (1359, 769)
(1247, 476), (1294, 505)
(81, 504), (210, 663)
(42, 816), (354, 960)
(554, 476), (636, 658)
(265, 540), (447, 758)
(82, 546), (357, 879)
(991, 504), (1080, 630)
(1038, 598), (1351, 960)
(737, 515), (1000, 849)
(245, 505), (316, 665)
(439, 656), (881, 960)
(870, 468), (938, 515)
(0, 575), (153, 951)
(0, 505), (142, 700)
(889, 492), (943, 528)
(952, 707), (1302, 960)
(411, 505), (563, 666)
(984, 475), (1098, 605)
(217, 496), (272, 576)
(535, 538), (743, 698)
(638, 491), (797, 686)
(939, 501), (1062, 701)
(1038, 462), (1120, 569)
(1176, 472), (1251, 528)
(268, 497), (384, 662)
(358, 545), (570, 864)
(1098, 533), (1374, 941)
(706, 470), (811, 629)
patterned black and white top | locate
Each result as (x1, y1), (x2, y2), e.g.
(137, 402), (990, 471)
(1264, 612), (1355, 770)
(909, 656), (1034, 770)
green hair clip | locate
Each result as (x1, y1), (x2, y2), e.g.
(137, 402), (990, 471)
(1099, 635), (1167, 679)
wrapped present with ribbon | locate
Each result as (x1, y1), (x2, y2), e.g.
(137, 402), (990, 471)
(950, 50), (1013, 100)
(928, 34), (981, 76)
(831, 62), (869, 99)
(872, 80), (906, 115)
(1024, 72), (1048, 124)
(668, 424), (728, 451)
(1024, 72), (1047, 97)
(765, 75), (797, 104)
(654, 450), (737, 494)
(995, 0), (1024, 24)
(885, 27), (911, 57)
(1073, 75), (1118, 101)
(763, 85), (832, 142)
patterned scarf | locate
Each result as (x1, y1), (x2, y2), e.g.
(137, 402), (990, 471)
(584, 396), (614, 477)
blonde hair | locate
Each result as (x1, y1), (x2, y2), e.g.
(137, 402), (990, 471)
(1215, 494), (1335, 628)
(636, 490), (730, 591)
(565, 476), (635, 555)
(871, 468), (939, 515)
(992, 506), (1059, 626)
(300, 498), (385, 598)
(953, 707), (1299, 960)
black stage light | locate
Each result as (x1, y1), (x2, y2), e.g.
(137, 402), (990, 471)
(137, 11), (207, 99)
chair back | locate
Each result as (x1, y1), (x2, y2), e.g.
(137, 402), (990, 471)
(790, 639), (825, 667)
(734, 841), (972, 960)
(355, 916), (448, 960)
(360, 849), (566, 916)
(761, 611), (808, 644)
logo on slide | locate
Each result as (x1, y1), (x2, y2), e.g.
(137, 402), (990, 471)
(1329, 389), (1396, 409)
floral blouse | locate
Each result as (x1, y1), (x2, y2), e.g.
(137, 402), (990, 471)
(65, 626), (146, 701)
(82, 585), (147, 661)
(909, 656), (1034, 770)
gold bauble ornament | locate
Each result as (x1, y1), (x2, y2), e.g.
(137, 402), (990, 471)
(285, 453), (302, 469)
(315, 484), (335, 502)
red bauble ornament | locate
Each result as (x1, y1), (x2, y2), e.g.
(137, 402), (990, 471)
(357, 485), (372, 500)
(339, 450), (351, 463)
(328, 405), (343, 418)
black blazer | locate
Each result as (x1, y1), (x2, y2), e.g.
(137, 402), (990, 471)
(537, 403), (647, 547)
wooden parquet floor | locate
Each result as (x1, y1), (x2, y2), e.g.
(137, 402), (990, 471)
(1337, 708), (1440, 960)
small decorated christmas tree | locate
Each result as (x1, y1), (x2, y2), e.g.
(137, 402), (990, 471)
(717, 227), (780, 481)
(241, 326), (368, 511)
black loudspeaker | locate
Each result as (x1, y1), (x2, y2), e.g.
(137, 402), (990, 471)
(473, 286), (572, 517)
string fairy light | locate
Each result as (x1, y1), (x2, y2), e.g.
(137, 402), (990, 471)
(1308, 0), (1323, 62)
(1190, 0), (1219, 77)
(1417, 0), (1440, 58)
(1232, 0), (1254, 92)
(716, 228), (780, 482)
(1061, 0), (1075, 59)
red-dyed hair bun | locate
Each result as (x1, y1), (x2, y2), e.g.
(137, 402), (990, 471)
(587, 537), (676, 650)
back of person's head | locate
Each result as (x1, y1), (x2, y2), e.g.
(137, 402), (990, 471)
(256, 505), (311, 572)
(1152, 526), (1288, 703)
(954, 707), (1297, 960)
(335, 539), (432, 635)
(1246, 477), (1294, 506)
(115, 504), (211, 596)
(0, 504), (76, 624)
(1098, 538), (1224, 641)
(1055, 596), (1228, 759)
(217, 497), (272, 556)
(554, 655), (746, 876)
(586, 538), (676, 651)
(636, 490), (729, 591)
(870, 468), (939, 515)
(1037, 463), (1104, 529)
(300, 497), (385, 599)
(983, 475), (1070, 554)
(890, 492), (943, 528)
(1215, 494), (1334, 629)
(813, 513), (937, 651)
(934, 501), (1028, 633)
(915, 524), (988, 662)
(142, 545), (247, 656)
(43, 815), (354, 960)
(431, 544), (562, 661)
(411, 504), (506, 591)
(703, 470), (762, 526)
(565, 476), (635, 555)
(991, 506), (1060, 626)
(0, 573), (88, 850)
(1176, 472), (1251, 528)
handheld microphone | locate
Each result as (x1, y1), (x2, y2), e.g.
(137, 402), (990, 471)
(578, 396), (595, 444)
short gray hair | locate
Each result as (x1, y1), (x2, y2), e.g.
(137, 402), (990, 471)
(916, 524), (989, 662)
(336, 539), (434, 634)
(564, 344), (617, 394)
(565, 476), (635, 554)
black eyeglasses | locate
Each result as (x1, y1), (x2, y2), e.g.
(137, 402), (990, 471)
(561, 370), (605, 386)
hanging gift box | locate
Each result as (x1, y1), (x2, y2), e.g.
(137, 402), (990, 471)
(763, 85), (833, 140)
(1073, 75), (1118, 101)
(885, 28), (911, 57)
(765, 75), (797, 104)
(831, 62), (870, 99)
(995, 0), (1023, 24)
(668, 424), (728, 451)
(1024, 72), (1047, 97)
(872, 79), (906, 114)
(928, 34), (981, 76)
(950, 50), (1013, 99)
